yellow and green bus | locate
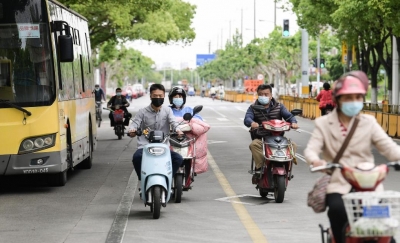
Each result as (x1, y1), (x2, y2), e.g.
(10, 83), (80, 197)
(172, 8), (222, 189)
(0, 0), (97, 186)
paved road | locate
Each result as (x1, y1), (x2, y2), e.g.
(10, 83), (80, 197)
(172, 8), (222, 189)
(1, 94), (399, 243)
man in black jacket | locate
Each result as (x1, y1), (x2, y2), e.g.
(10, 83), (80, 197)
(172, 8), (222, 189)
(107, 88), (132, 126)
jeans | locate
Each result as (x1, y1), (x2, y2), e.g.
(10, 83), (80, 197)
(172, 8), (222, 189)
(132, 148), (183, 181)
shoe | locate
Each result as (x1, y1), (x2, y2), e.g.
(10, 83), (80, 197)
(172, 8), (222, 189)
(254, 167), (261, 174)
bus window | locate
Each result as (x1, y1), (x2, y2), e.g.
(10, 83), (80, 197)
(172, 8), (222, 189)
(0, 59), (11, 87)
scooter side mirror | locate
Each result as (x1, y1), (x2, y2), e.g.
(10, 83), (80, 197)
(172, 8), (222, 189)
(252, 105), (265, 111)
(192, 105), (203, 115)
(290, 109), (302, 116)
(183, 113), (192, 121)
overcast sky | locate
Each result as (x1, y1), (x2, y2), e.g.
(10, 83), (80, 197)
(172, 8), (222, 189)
(126, 0), (299, 70)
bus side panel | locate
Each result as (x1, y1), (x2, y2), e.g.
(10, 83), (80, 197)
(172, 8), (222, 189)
(49, 1), (96, 168)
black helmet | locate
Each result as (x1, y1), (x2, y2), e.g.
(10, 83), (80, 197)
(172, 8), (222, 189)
(323, 82), (330, 90)
(168, 86), (187, 106)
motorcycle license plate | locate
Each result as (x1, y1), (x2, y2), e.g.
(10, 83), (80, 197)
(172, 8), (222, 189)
(363, 205), (390, 218)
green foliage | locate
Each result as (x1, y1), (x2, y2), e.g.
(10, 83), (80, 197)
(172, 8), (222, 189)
(58, 0), (196, 49)
(197, 29), (338, 86)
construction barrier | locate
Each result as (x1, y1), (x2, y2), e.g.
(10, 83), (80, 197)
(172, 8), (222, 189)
(194, 90), (400, 138)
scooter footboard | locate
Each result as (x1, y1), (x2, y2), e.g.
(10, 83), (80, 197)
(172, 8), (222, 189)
(145, 175), (171, 202)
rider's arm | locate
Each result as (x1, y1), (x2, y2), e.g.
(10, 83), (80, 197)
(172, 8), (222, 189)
(167, 108), (181, 133)
(316, 92), (322, 101)
(122, 97), (130, 107)
(304, 123), (324, 166)
(280, 105), (297, 123)
(244, 106), (255, 127)
(128, 109), (144, 131)
(101, 89), (106, 101)
(371, 115), (400, 161)
(107, 96), (114, 107)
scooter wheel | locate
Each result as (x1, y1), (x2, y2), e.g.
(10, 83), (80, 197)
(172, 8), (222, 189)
(152, 186), (161, 219)
(174, 174), (183, 203)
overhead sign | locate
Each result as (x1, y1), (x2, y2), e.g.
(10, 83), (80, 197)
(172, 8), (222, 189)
(196, 54), (216, 66)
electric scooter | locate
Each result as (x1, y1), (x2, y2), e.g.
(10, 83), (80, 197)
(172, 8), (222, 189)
(134, 126), (173, 219)
(169, 105), (203, 203)
(311, 162), (400, 243)
(249, 106), (302, 203)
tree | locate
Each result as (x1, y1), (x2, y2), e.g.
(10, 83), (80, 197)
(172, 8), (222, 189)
(59, 0), (196, 49)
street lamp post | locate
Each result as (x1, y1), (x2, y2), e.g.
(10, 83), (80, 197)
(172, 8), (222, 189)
(254, 0), (256, 39)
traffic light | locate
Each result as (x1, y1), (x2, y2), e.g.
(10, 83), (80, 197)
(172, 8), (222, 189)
(312, 58), (317, 67)
(320, 59), (325, 68)
(282, 19), (289, 37)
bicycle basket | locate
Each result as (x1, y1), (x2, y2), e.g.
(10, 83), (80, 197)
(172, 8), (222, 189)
(342, 191), (400, 237)
(113, 110), (124, 122)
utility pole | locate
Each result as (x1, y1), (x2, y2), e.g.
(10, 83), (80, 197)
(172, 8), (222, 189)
(393, 36), (399, 105)
(301, 29), (309, 98)
(229, 20), (231, 43)
(253, 0), (256, 39)
(221, 28), (223, 49)
(241, 8), (243, 44)
(317, 36), (320, 94)
(274, 0), (276, 28)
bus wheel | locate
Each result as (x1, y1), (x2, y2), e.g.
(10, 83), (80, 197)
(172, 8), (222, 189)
(48, 169), (67, 187)
(79, 121), (93, 169)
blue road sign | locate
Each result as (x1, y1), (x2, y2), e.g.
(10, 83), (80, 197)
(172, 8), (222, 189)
(196, 54), (216, 66)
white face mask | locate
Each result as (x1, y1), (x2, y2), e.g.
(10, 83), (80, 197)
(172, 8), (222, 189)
(95, 88), (99, 91)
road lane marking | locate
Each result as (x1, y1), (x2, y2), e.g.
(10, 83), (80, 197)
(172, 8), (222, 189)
(236, 106), (248, 112)
(295, 153), (307, 163)
(298, 129), (312, 134)
(106, 140), (138, 243)
(207, 107), (227, 117)
(207, 152), (269, 243)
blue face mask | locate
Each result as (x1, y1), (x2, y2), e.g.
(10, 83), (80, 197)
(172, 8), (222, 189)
(258, 96), (270, 105)
(116, 92), (121, 96)
(341, 101), (363, 117)
(173, 98), (184, 107)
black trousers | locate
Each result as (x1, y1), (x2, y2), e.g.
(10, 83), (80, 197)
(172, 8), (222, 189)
(132, 148), (183, 181)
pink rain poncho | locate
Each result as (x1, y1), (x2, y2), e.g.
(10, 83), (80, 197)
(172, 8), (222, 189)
(175, 117), (210, 174)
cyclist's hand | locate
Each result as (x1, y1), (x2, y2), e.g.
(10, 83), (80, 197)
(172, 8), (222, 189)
(251, 122), (259, 129)
(124, 103), (129, 107)
(291, 123), (299, 129)
(128, 129), (136, 137)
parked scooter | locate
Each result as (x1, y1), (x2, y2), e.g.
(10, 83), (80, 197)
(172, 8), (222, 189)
(103, 105), (125, 139)
(311, 162), (400, 243)
(132, 126), (173, 219)
(169, 105), (203, 203)
(249, 106), (302, 203)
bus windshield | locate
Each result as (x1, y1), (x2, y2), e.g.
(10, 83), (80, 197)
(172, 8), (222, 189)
(0, 0), (55, 108)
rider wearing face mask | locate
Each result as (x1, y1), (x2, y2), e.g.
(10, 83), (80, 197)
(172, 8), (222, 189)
(168, 86), (203, 120)
(128, 84), (184, 183)
(107, 87), (132, 126)
(244, 84), (299, 173)
(304, 71), (400, 243)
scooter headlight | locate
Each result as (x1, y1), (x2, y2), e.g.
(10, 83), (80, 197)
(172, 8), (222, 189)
(148, 147), (166, 156)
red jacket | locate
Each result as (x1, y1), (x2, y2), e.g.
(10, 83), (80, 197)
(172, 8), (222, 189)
(316, 90), (335, 109)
